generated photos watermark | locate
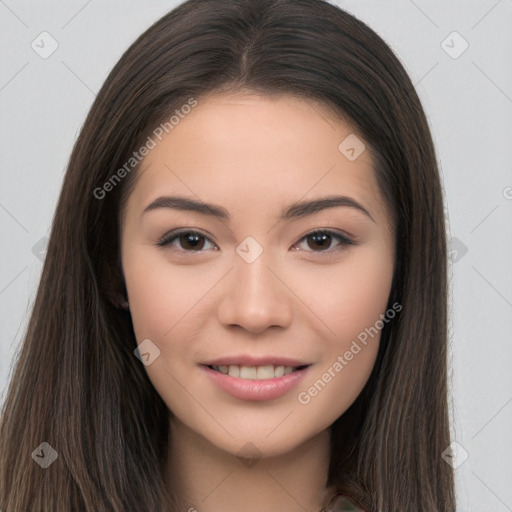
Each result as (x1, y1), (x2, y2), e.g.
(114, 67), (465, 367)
(297, 301), (402, 405)
(93, 97), (198, 200)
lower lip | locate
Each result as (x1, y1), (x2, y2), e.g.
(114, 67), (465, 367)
(200, 365), (311, 402)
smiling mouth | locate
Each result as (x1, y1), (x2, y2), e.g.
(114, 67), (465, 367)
(206, 364), (310, 380)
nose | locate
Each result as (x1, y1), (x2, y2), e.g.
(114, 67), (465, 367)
(217, 251), (293, 334)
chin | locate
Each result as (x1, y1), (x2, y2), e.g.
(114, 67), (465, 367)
(198, 421), (326, 463)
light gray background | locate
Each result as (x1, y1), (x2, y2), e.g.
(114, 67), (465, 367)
(1, 1), (511, 511)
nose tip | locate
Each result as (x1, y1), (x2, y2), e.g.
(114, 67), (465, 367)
(217, 255), (293, 333)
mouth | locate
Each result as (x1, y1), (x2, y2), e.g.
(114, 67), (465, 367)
(205, 364), (310, 380)
(200, 362), (312, 401)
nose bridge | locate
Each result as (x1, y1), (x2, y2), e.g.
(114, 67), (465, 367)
(217, 241), (293, 332)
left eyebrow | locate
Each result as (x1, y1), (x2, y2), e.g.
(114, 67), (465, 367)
(142, 194), (374, 222)
(281, 195), (374, 222)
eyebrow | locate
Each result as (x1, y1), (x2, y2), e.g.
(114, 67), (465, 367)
(142, 195), (374, 222)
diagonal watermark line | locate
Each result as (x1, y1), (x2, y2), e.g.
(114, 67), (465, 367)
(473, 61), (512, 105)
(470, 204), (499, 233)
(408, 0), (439, 28)
(0, 202), (29, 233)
(266, 164), (336, 234)
(471, 471), (512, 511)
(414, 61), (439, 87)
(201, 470), (234, 502)
(61, 61), (96, 95)
(310, 103), (336, 131)
(265, 470), (308, 511)
(164, 163), (233, 235)
(163, 267), (234, 337)
(0, 0), (29, 28)
(163, 163), (223, 216)
(472, 0), (503, 29)
(471, 266), (512, 308)
(472, 397), (512, 440)
(162, 366), (234, 438)
(0, 62), (29, 92)
(61, 0), (92, 29)
(265, 265), (336, 335)
(265, 409), (294, 438)
(0, 266), (28, 294)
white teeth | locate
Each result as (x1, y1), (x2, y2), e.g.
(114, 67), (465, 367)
(211, 364), (301, 379)
(228, 365), (239, 377)
(240, 366), (257, 379)
(256, 365), (274, 379)
(274, 365), (285, 377)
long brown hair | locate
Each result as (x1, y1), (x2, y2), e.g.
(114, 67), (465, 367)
(0, 0), (455, 510)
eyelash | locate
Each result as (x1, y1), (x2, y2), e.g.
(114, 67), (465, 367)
(156, 228), (355, 255)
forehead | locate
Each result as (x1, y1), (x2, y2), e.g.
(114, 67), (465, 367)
(124, 92), (390, 228)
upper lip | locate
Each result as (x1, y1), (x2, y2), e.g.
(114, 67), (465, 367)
(202, 355), (311, 368)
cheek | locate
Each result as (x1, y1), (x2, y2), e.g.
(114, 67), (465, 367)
(294, 244), (394, 345)
(122, 254), (209, 405)
(333, 260), (392, 337)
(122, 249), (226, 409)
(291, 246), (393, 418)
(122, 256), (172, 341)
(123, 249), (216, 343)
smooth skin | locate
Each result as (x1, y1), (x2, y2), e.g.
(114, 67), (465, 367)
(120, 93), (395, 512)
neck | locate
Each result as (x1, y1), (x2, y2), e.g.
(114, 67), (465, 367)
(165, 418), (334, 512)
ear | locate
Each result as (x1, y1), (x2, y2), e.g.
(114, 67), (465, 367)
(105, 286), (130, 310)
(113, 295), (130, 310)
(102, 251), (130, 311)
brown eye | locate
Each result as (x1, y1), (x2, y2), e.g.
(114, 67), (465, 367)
(295, 230), (354, 253)
(157, 230), (216, 252)
(307, 232), (333, 251)
(178, 233), (205, 250)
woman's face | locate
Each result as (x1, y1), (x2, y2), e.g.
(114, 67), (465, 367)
(120, 92), (394, 458)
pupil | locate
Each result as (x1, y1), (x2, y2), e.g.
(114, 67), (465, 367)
(181, 233), (204, 250)
(308, 233), (330, 251)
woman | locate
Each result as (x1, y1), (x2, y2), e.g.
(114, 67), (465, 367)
(0, 0), (455, 510)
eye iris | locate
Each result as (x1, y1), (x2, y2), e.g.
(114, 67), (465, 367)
(180, 233), (205, 250)
(307, 233), (331, 251)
